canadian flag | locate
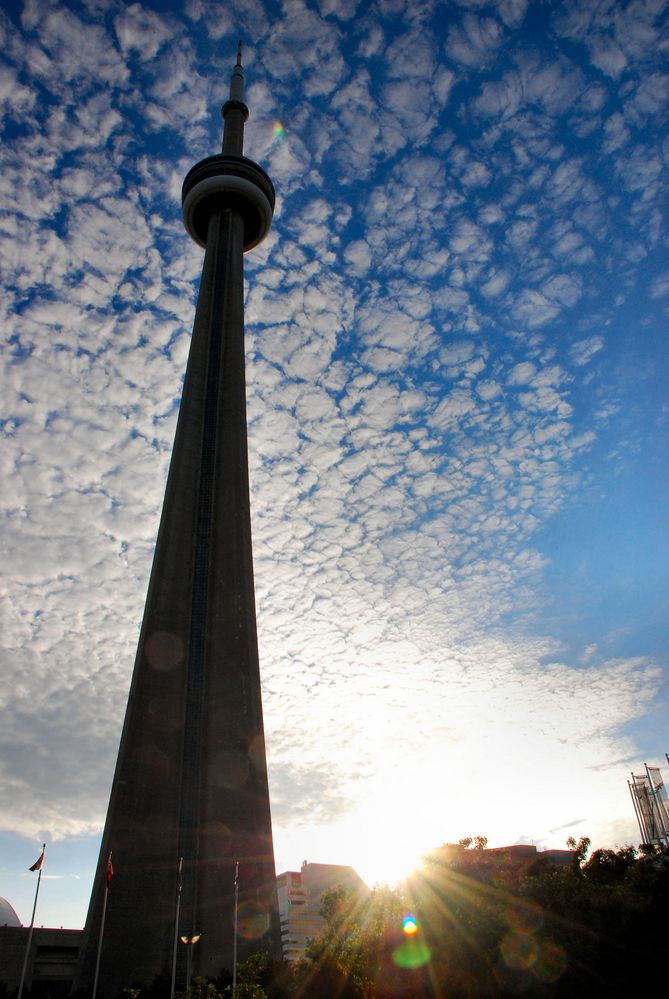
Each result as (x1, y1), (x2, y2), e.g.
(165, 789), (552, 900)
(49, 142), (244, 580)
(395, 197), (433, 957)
(29, 846), (45, 872)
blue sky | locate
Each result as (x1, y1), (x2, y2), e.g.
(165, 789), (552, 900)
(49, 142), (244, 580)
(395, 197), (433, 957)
(1, 0), (667, 928)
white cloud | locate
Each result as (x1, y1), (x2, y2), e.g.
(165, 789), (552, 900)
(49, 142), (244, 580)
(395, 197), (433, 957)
(0, 0), (666, 922)
(114, 4), (176, 60)
(26, 5), (129, 88)
(570, 335), (604, 366)
(343, 238), (372, 274)
(511, 289), (561, 328)
(589, 35), (628, 78)
(446, 13), (505, 68)
(479, 268), (511, 298)
(317, 0), (360, 19)
(650, 271), (669, 299)
(264, 0), (346, 98)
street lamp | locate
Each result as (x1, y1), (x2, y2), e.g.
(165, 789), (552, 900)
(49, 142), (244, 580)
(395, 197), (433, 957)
(180, 933), (202, 990)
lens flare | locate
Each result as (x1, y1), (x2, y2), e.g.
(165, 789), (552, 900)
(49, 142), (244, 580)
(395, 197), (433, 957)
(236, 900), (269, 940)
(273, 121), (285, 139)
(533, 941), (567, 983)
(393, 914), (430, 968)
(500, 929), (538, 970)
(393, 938), (431, 969)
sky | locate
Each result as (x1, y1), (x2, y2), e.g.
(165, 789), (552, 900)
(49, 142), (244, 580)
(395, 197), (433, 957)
(1, 0), (668, 929)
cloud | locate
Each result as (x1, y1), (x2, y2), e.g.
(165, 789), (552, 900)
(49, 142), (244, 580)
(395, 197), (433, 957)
(21, 4), (129, 88)
(343, 238), (372, 274)
(553, 0), (666, 78)
(650, 271), (669, 299)
(474, 54), (584, 120)
(0, 0), (666, 914)
(316, 0), (361, 20)
(263, 0), (346, 98)
(570, 335), (604, 366)
(479, 268), (511, 298)
(114, 4), (176, 61)
(446, 13), (505, 68)
(511, 289), (561, 328)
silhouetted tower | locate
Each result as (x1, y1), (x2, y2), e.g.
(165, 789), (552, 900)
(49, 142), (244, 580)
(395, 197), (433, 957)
(77, 45), (279, 994)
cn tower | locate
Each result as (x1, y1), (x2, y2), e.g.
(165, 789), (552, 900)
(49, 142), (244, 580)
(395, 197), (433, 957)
(77, 46), (280, 993)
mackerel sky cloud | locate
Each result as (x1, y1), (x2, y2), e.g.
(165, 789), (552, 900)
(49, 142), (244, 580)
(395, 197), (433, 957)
(1, 0), (667, 926)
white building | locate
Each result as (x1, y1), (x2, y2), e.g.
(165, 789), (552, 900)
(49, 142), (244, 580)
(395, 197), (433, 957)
(276, 862), (370, 962)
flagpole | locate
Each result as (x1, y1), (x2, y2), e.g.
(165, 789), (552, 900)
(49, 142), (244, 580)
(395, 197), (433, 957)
(18, 842), (46, 999)
(92, 851), (113, 999)
(232, 861), (239, 998)
(170, 857), (183, 999)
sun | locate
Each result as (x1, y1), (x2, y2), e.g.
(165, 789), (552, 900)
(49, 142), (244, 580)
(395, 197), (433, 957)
(274, 742), (549, 891)
(327, 772), (451, 888)
(351, 825), (426, 889)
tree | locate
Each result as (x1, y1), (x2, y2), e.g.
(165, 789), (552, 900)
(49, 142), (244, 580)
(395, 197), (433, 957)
(565, 835), (590, 873)
(294, 883), (431, 999)
(221, 953), (292, 999)
(299, 885), (375, 998)
(175, 976), (223, 999)
(582, 845), (636, 884)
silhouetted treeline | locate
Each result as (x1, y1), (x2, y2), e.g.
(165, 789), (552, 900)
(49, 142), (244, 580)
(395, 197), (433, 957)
(289, 837), (666, 998)
(398, 836), (669, 997)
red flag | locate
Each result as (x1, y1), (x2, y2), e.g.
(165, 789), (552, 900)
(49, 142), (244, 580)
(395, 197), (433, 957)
(106, 853), (113, 890)
(29, 846), (45, 872)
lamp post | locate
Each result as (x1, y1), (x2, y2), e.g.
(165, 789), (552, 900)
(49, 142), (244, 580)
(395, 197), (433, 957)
(170, 857), (183, 999)
(180, 933), (202, 991)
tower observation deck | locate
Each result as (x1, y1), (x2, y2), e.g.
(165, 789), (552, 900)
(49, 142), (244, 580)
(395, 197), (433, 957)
(77, 45), (280, 994)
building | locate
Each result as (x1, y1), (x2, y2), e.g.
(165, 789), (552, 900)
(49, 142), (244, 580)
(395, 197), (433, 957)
(484, 844), (572, 867)
(276, 863), (370, 962)
(76, 46), (280, 995)
(0, 898), (81, 998)
(423, 843), (573, 873)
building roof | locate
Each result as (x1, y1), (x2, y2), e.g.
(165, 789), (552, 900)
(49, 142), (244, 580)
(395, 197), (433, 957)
(0, 897), (21, 927)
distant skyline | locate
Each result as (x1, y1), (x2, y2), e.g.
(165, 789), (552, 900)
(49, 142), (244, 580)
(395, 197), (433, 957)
(1, 0), (667, 929)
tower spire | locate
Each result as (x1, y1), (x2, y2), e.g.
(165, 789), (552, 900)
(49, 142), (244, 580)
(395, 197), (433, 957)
(222, 38), (249, 155)
(230, 39), (244, 100)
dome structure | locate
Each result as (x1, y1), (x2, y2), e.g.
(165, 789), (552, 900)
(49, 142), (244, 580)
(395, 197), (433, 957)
(0, 897), (21, 927)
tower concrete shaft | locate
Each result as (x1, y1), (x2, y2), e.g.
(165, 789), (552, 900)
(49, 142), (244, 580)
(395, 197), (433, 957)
(77, 47), (279, 995)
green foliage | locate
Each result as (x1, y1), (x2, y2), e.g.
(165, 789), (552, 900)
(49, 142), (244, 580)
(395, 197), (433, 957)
(113, 969), (174, 999)
(300, 838), (669, 997)
(519, 843), (669, 996)
(219, 953), (292, 999)
(295, 884), (411, 998)
(113, 954), (292, 999)
(566, 834), (591, 873)
(175, 976), (223, 999)
(222, 954), (268, 998)
(582, 845), (636, 883)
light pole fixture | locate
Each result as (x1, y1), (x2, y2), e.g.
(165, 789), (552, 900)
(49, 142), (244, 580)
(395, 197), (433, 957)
(180, 933), (202, 990)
